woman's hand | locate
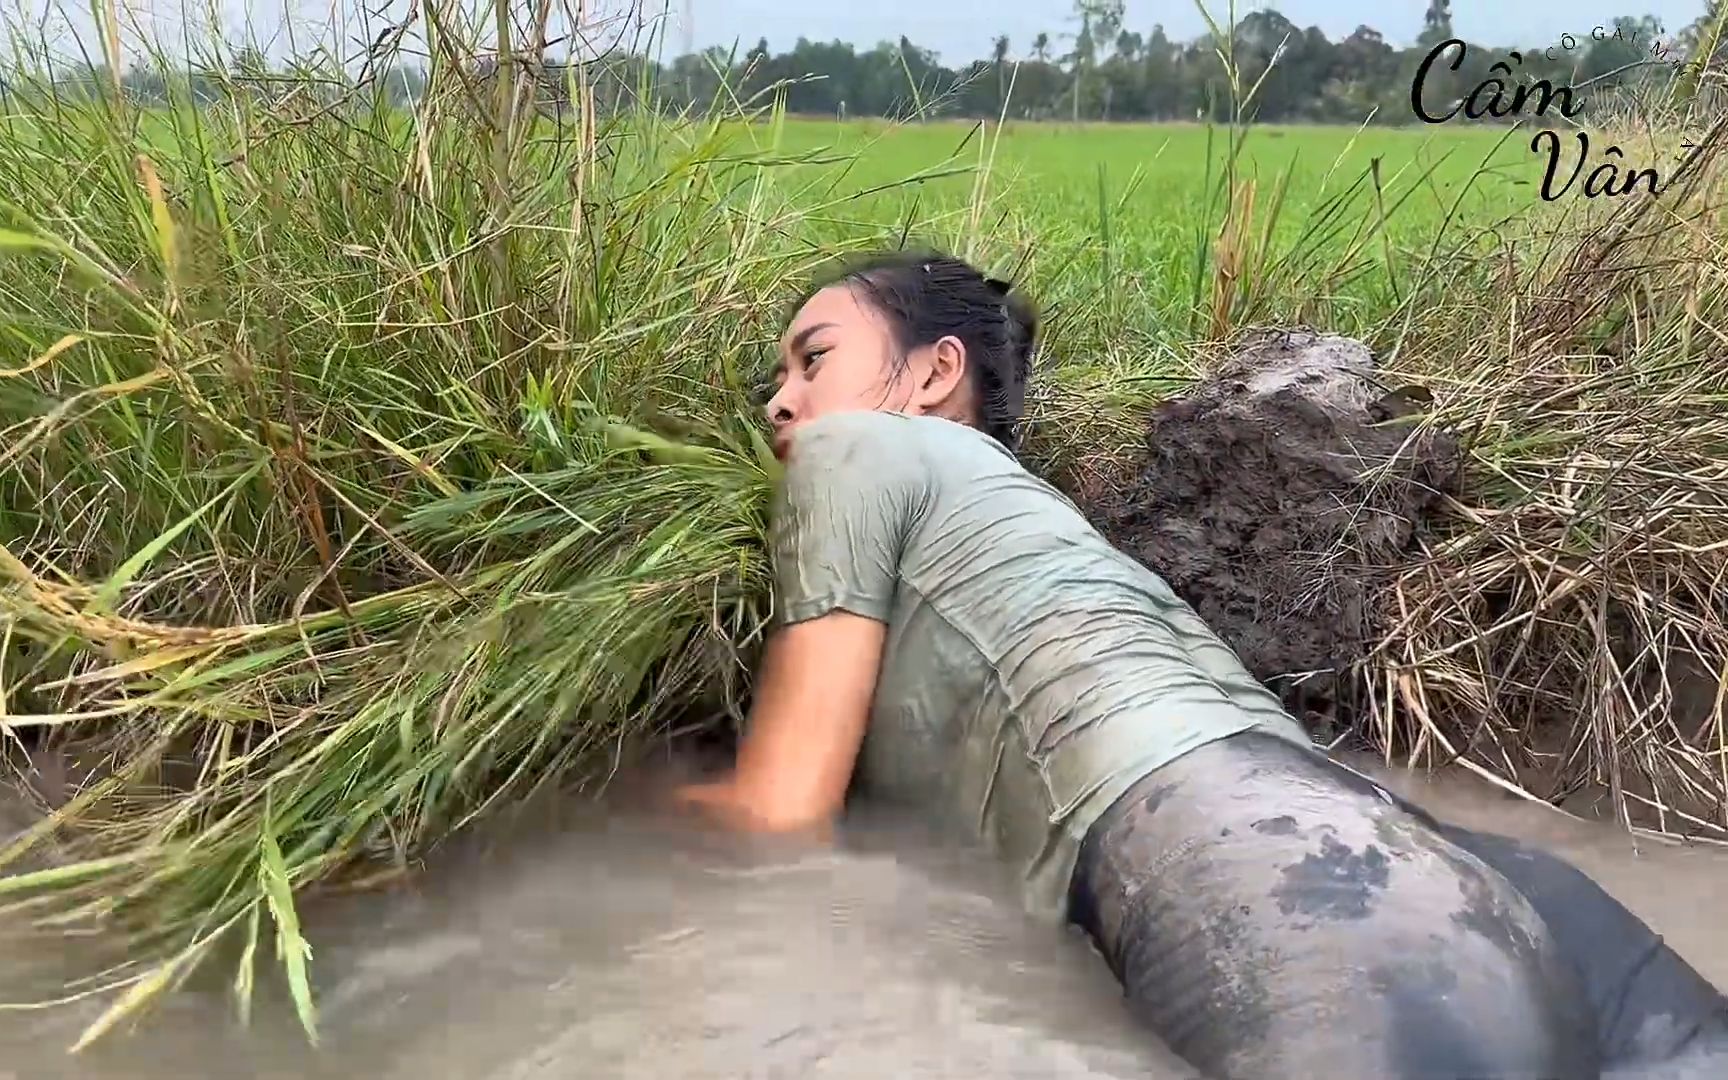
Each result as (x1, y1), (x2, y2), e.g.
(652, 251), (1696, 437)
(669, 777), (747, 824)
(668, 778), (816, 836)
(671, 610), (886, 836)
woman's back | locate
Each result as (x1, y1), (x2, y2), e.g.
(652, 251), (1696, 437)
(770, 410), (1310, 916)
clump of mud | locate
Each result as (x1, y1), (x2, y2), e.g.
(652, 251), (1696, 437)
(1090, 328), (1463, 733)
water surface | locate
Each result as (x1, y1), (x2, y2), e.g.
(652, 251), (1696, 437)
(2, 756), (1725, 1079)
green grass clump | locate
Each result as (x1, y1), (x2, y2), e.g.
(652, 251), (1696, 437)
(0, 13), (823, 1046)
(3, 0), (1728, 1056)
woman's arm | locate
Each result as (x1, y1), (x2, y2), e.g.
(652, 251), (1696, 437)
(678, 412), (922, 835)
(676, 609), (886, 833)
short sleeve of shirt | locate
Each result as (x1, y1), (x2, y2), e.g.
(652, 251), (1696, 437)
(769, 413), (930, 627)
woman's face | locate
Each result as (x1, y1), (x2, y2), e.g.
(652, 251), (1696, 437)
(764, 283), (966, 461)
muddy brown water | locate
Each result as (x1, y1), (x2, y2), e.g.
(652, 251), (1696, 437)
(2, 755), (1726, 1080)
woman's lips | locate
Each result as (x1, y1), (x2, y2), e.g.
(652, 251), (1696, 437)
(771, 432), (791, 461)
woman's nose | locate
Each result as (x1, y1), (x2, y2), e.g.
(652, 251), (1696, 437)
(763, 386), (795, 426)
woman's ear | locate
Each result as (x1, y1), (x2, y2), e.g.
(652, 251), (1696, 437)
(913, 335), (969, 412)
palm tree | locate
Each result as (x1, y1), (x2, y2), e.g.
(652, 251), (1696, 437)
(1032, 32), (1051, 62)
(992, 35), (1011, 111)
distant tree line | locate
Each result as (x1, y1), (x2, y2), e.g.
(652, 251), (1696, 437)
(37, 1), (1725, 127)
(660, 2), (1704, 124)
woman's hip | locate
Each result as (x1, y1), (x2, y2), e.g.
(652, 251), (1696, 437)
(1068, 730), (1600, 1079)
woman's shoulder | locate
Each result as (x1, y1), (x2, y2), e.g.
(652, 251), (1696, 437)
(790, 411), (1013, 467)
(793, 409), (913, 443)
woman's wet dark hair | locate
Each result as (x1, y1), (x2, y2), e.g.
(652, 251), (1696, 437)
(797, 250), (1040, 450)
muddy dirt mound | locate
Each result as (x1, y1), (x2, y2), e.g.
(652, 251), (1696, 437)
(1090, 328), (1463, 733)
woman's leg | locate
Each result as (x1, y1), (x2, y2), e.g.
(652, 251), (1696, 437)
(1340, 789), (1728, 1066)
(1441, 824), (1728, 1066)
(1068, 731), (1601, 1080)
(1280, 749), (1728, 1066)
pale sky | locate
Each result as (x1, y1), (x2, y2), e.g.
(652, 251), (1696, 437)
(11, 0), (1714, 67)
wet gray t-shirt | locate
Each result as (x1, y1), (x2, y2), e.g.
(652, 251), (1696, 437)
(769, 410), (1312, 919)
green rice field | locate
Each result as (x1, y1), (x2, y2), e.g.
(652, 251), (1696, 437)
(760, 117), (1529, 223)
(722, 118), (1538, 332)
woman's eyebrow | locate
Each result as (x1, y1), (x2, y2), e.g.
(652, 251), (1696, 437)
(786, 322), (837, 355)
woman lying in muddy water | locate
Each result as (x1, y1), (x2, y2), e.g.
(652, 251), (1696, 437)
(672, 251), (1728, 1080)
